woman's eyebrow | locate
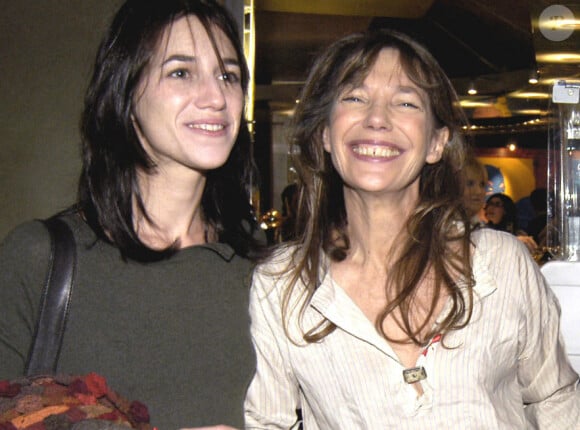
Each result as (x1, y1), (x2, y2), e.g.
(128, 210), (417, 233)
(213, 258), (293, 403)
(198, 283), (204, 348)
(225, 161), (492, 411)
(222, 57), (241, 68)
(397, 85), (421, 95)
(162, 54), (195, 65)
(161, 54), (240, 68)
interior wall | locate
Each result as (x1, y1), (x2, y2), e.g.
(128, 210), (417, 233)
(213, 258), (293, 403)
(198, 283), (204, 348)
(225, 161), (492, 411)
(0, 0), (121, 238)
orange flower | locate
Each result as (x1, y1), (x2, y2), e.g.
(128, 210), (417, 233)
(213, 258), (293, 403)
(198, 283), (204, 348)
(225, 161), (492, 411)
(83, 373), (109, 398)
(10, 405), (69, 428)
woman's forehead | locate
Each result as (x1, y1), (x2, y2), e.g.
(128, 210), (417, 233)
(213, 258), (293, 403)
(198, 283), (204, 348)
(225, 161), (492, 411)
(155, 15), (235, 59)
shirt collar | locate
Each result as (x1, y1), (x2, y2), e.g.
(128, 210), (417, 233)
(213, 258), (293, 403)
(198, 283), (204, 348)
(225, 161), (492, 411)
(308, 250), (498, 343)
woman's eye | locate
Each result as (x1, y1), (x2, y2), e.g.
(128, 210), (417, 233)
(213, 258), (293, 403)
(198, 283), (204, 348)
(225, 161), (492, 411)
(218, 71), (240, 84)
(170, 69), (189, 79)
(399, 101), (420, 109)
(342, 96), (363, 103)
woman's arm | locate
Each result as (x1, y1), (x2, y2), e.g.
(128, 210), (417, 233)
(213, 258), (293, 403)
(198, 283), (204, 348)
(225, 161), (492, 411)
(0, 221), (51, 378)
(244, 268), (302, 429)
(515, 246), (580, 428)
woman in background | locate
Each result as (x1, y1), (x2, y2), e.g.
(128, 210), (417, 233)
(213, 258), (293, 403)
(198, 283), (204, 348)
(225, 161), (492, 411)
(0, 1), (263, 428)
(462, 153), (488, 226)
(485, 192), (538, 254)
(485, 192), (518, 233)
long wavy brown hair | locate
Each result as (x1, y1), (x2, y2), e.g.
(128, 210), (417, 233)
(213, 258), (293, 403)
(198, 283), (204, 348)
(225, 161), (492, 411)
(282, 29), (475, 347)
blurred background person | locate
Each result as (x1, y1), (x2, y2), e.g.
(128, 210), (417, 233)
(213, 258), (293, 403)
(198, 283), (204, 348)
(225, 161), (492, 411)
(485, 192), (538, 254)
(525, 188), (549, 245)
(485, 193), (518, 233)
(462, 153), (488, 226)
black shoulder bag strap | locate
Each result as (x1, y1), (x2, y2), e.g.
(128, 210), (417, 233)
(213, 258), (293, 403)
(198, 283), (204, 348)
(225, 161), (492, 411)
(25, 216), (77, 376)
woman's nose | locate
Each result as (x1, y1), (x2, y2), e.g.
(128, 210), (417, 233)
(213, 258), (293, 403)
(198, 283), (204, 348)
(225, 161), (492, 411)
(194, 75), (226, 110)
(363, 103), (393, 131)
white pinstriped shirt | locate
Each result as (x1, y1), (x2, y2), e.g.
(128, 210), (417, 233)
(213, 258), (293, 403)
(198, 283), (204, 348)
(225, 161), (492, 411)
(245, 228), (580, 429)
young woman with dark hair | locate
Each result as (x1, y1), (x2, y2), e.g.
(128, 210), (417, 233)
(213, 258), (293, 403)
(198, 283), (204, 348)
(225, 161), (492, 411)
(485, 192), (539, 254)
(0, 1), (263, 428)
(485, 192), (518, 234)
(244, 29), (579, 428)
(78, 0), (259, 261)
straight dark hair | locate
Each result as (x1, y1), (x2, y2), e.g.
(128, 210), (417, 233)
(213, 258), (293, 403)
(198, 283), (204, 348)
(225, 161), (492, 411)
(77, 0), (263, 261)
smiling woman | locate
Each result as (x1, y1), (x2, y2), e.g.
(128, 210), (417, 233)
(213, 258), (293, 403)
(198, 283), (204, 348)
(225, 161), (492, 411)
(322, 48), (447, 198)
(244, 28), (580, 429)
(0, 1), (264, 429)
(132, 15), (244, 185)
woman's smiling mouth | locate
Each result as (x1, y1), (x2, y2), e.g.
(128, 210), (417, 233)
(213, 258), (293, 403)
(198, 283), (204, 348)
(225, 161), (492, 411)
(352, 143), (401, 158)
(187, 123), (226, 132)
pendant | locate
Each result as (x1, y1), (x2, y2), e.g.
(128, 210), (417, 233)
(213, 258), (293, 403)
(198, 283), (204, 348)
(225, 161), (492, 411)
(402, 366), (427, 384)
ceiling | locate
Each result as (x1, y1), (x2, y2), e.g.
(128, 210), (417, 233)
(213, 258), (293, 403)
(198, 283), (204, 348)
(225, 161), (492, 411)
(250, 0), (580, 146)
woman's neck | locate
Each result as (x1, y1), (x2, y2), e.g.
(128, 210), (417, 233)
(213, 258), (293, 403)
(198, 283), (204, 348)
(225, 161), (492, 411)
(135, 168), (210, 249)
(343, 189), (416, 265)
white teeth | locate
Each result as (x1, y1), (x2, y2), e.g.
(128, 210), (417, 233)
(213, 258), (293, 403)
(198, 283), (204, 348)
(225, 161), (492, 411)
(188, 123), (225, 131)
(353, 145), (400, 157)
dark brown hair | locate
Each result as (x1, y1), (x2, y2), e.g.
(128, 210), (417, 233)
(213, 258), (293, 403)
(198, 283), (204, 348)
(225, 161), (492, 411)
(283, 29), (474, 346)
(78, 0), (262, 261)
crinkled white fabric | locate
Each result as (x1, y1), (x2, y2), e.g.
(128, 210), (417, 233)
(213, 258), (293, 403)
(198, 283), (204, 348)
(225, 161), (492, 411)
(245, 228), (580, 429)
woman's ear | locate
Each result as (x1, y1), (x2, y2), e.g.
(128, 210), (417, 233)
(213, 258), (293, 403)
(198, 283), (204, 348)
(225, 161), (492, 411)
(322, 126), (331, 153)
(426, 127), (449, 164)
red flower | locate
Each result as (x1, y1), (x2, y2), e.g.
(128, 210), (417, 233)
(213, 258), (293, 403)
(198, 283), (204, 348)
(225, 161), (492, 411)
(0, 381), (21, 398)
(128, 400), (150, 423)
(73, 393), (98, 406)
(0, 374), (153, 429)
(83, 373), (108, 398)
(67, 378), (89, 396)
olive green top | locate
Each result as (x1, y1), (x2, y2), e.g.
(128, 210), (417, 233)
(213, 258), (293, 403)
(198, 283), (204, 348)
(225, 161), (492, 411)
(0, 213), (256, 429)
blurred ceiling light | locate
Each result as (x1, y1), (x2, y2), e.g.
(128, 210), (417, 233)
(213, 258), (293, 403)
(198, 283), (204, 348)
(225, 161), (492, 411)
(548, 18), (580, 30)
(536, 52), (580, 63)
(279, 108), (296, 117)
(512, 109), (549, 115)
(467, 81), (477, 95)
(508, 91), (550, 99)
(507, 142), (517, 151)
(528, 70), (539, 84)
(459, 99), (491, 108)
(538, 76), (573, 86)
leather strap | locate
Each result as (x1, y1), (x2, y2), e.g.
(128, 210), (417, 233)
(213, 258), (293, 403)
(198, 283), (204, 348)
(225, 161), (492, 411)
(25, 216), (77, 376)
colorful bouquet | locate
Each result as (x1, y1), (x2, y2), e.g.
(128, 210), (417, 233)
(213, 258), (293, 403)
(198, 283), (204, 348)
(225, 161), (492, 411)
(0, 373), (152, 430)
